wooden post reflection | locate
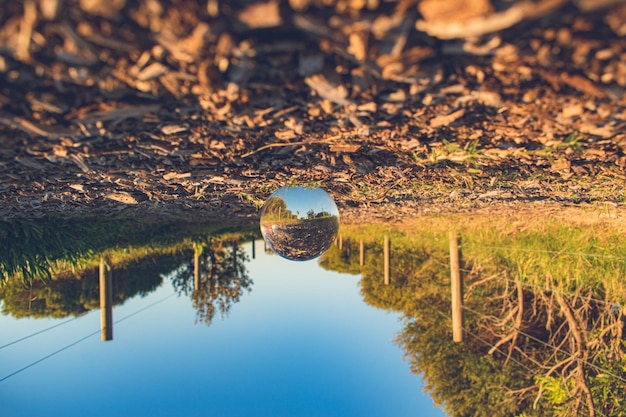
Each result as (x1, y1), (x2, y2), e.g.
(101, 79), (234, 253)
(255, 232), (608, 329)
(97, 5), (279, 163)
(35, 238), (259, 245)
(339, 235), (343, 250)
(99, 256), (113, 341)
(384, 235), (390, 285)
(194, 246), (201, 291)
(251, 239), (256, 259)
(450, 231), (464, 343)
(359, 239), (364, 266)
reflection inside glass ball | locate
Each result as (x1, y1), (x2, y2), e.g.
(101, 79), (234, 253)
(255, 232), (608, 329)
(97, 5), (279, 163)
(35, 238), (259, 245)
(260, 186), (340, 261)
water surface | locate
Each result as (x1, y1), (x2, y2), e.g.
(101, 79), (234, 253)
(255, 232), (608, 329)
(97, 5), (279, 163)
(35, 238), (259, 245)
(3, 213), (626, 417)
(1, 236), (444, 417)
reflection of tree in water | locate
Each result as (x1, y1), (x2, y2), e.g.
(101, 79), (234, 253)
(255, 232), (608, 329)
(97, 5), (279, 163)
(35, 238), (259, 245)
(323, 237), (626, 417)
(319, 240), (361, 275)
(0, 254), (176, 318)
(454, 276), (626, 417)
(171, 239), (251, 325)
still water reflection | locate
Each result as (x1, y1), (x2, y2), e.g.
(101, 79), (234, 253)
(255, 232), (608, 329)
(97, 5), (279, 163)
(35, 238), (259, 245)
(2, 214), (626, 417)
(0, 219), (443, 417)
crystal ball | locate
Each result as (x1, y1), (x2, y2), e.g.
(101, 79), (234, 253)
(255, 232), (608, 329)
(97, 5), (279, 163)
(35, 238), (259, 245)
(260, 186), (340, 261)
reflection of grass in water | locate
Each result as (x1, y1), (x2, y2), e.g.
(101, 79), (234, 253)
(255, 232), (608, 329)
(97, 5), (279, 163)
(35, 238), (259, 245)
(327, 212), (626, 417)
(334, 212), (626, 304)
(0, 218), (99, 283)
(0, 216), (258, 284)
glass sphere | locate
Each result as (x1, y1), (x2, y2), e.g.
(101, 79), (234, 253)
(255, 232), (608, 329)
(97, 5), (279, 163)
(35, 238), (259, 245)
(260, 186), (340, 261)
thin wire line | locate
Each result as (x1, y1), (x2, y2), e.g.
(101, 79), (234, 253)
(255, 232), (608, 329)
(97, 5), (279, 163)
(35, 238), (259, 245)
(463, 304), (626, 385)
(0, 293), (175, 383)
(430, 293), (536, 373)
(462, 305), (615, 417)
(468, 245), (626, 261)
(392, 249), (626, 305)
(410, 296), (610, 417)
(0, 329), (101, 383)
(0, 316), (82, 351)
(473, 270), (620, 308)
(115, 293), (175, 325)
(462, 326), (536, 374)
(500, 275), (620, 308)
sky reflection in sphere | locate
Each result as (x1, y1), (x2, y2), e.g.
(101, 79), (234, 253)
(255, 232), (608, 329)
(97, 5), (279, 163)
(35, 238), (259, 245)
(260, 186), (340, 261)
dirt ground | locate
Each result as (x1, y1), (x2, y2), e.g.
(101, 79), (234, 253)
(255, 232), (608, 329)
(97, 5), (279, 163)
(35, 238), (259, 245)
(1, 0), (625, 223)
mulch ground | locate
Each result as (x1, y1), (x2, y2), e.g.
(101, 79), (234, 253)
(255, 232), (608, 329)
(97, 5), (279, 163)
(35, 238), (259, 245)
(1, 0), (625, 222)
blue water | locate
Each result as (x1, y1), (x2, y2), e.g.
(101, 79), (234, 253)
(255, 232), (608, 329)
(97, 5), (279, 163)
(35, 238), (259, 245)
(0, 241), (445, 417)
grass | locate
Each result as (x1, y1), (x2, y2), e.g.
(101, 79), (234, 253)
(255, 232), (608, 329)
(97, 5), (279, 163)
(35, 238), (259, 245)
(335, 209), (626, 304)
(0, 216), (259, 284)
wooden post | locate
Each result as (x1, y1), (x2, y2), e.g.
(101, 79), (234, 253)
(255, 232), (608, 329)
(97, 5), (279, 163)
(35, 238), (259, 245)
(359, 239), (364, 266)
(99, 256), (113, 341)
(339, 235), (343, 250)
(251, 238), (256, 259)
(194, 246), (201, 291)
(450, 231), (463, 343)
(384, 235), (390, 285)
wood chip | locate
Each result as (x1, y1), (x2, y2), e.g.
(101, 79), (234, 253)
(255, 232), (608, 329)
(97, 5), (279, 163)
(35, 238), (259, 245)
(560, 103), (584, 119)
(357, 102), (377, 112)
(560, 73), (606, 98)
(330, 144), (361, 153)
(416, 0), (568, 39)
(455, 91), (502, 108)
(430, 108), (466, 128)
(161, 124), (189, 135)
(348, 32), (367, 61)
(237, 1), (282, 29)
(14, 156), (44, 170)
(105, 192), (139, 204)
(80, 0), (126, 18)
(275, 130), (298, 140)
(550, 157), (571, 172)
(305, 74), (353, 106)
(136, 62), (169, 81)
(163, 172), (192, 180)
(418, 0), (493, 22)
(78, 104), (160, 123)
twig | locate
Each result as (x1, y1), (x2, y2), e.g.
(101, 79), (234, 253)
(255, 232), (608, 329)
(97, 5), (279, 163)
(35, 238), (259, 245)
(240, 135), (341, 158)
(0, 113), (75, 139)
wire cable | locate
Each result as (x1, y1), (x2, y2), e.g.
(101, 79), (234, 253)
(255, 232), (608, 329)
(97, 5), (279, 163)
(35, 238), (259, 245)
(0, 315), (84, 351)
(115, 293), (175, 325)
(503, 275), (620, 309)
(461, 326), (536, 374)
(468, 244), (626, 261)
(462, 304), (626, 385)
(0, 329), (101, 383)
(0, 293), (175, 383)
